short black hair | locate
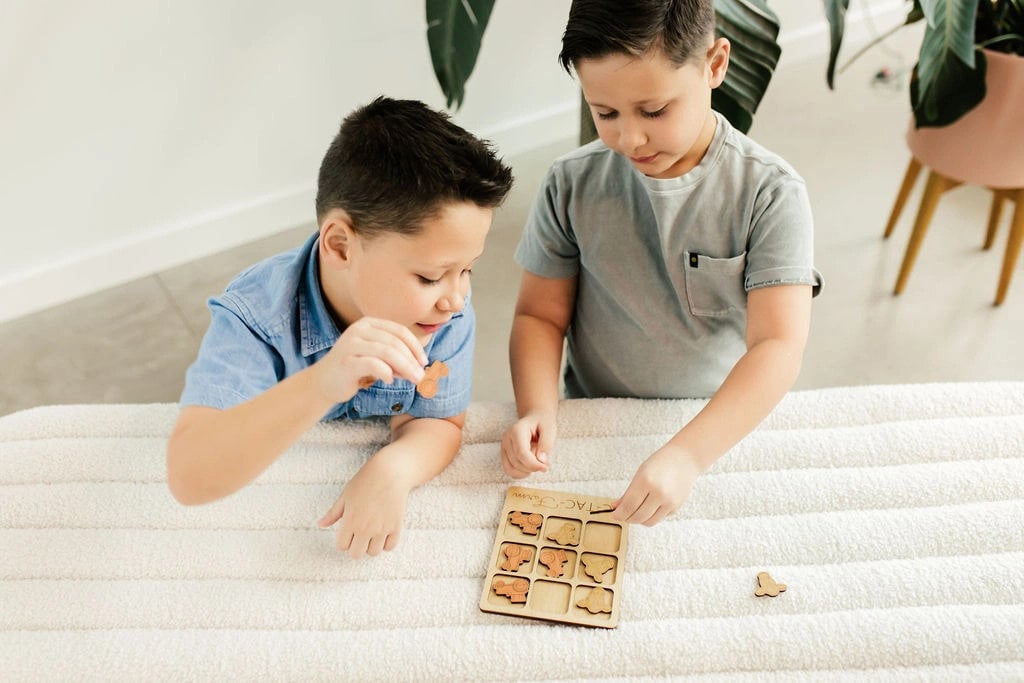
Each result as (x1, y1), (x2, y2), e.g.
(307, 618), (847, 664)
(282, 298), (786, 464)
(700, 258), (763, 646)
(559, 0), (715, 73)
(315, 96), (514, 237)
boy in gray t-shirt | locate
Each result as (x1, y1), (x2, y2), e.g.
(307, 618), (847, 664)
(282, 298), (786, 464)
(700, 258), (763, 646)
(501, 0), (823, 526)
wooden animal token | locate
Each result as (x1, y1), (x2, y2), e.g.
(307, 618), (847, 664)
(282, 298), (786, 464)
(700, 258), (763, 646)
(538, 548), (568, 578)
(509, 511), (543, 535)
(576, 586), (613, 614)
(581, 555), (615, 583)
(356, 375), (376, 389)
(416, 360), (449, 398)
(546, 522), (579, 546)
(500, 544), (533, 572)
(754, 571), (787, 597)
(493, 578), (530, 603)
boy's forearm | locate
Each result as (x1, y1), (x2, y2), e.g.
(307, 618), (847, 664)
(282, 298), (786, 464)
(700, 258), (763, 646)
(167, 366), (336, 504)
(381, 416), (464, 490)
(509, 313), (564, 418)
(668, 336), (803, 471)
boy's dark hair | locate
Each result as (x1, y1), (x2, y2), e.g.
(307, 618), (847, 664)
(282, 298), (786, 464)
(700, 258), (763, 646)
(559, 0), (715, 73)
(316, 96), (514, 237)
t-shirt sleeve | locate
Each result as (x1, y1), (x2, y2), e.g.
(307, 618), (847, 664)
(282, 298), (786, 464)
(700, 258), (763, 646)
(744, 175), (823, 296)
(514, 166), (581, 279)
(179, 295), (283, 410)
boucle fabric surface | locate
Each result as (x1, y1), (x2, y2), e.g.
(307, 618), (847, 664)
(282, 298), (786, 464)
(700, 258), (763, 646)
(2, 382), (1023, 680)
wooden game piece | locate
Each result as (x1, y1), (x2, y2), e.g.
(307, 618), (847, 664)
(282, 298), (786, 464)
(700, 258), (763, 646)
(493, 578), (530, 603)
(356, 375), (376, 389)
(416, 360), (449, 398)
(576, 586), (613, 614)
(538, 548), (568, 578)
(754, 571), (787, 597)
(500, 544), (533, 572)
(588, 505), (615, 515)
(546, 522), (579, 546)
(509, 511), (543, 535)
(581, 555), (615, 583)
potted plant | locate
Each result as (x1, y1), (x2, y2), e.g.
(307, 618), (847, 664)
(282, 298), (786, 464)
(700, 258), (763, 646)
(824, 0), (1024, 129)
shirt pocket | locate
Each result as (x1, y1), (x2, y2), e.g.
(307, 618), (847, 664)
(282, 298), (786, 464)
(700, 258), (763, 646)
(683, 251), (747, 318)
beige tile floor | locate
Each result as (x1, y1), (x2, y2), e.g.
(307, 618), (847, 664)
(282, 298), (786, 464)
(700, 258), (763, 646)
(2, 38), (1022, 417)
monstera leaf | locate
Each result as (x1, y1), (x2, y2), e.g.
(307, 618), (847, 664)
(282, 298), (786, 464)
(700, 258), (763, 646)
(425, 0), (782, 134)
(912, 0), (986, 127)
(712, 0), (782, 132)
(426, 0), (497, 109)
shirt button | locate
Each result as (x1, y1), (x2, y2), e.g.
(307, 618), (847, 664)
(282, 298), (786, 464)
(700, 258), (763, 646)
(390, 402), (403, 412)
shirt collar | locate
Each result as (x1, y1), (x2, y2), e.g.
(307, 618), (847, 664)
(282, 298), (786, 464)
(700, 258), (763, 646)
(297, 233), (342, 357)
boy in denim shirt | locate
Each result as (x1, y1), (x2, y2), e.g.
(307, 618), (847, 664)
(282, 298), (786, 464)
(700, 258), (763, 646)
(502, 0), (822, 524)
(168, 97), (513, 558)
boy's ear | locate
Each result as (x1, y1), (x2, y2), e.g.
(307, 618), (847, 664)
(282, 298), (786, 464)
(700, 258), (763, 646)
(706, 37), (730, 88)
(319, 210), (358, 267)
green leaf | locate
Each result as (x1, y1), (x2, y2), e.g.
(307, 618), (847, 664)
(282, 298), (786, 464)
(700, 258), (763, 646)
(910, 34), (986, 126)
(426, 0), (497, 109)
(912, 0), (986, 126)
(713, 0), (782, 132)
(822, 0), (850, 88)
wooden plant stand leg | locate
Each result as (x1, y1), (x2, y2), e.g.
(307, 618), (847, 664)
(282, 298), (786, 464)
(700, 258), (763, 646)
(984, 190), (1009, 250)
(884, 156), (923, 238)
(893, 170), (961, 295)
(994, 189), (1024, 306)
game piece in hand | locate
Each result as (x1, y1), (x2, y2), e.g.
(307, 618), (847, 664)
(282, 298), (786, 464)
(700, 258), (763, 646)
(416, 360), (449, 398)
(357, 375), (376, 389)
(754, 571), (787, 597)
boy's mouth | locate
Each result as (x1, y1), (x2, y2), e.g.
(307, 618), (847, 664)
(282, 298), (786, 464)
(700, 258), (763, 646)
(416, 320), (449, 334)
(630, 153), (659, 165)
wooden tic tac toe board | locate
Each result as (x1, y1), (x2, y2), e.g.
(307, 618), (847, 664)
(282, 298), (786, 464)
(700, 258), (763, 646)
(479, 486), (629, 628)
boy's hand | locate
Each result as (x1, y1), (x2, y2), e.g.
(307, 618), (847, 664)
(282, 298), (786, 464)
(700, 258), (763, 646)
(611, 444), (703, 526)
(500, 411), (556, 478)
(313, 317), (428, 403)
(317, 457), (410, 558)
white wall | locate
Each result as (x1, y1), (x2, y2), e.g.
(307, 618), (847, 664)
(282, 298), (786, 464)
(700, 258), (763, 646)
(0, 0), (903, 323)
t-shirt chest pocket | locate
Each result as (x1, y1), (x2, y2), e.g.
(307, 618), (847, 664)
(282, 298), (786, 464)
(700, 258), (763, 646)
(683, 251), (748, 317)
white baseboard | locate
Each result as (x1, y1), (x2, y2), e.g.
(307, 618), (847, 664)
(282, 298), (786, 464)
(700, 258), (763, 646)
(0, 185), (314, 323)
(0, 6), (908, 325)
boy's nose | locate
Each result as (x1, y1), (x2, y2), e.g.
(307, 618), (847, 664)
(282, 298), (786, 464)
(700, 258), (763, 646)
(618, 120), (646, 150)
(438, 286), (466, 312)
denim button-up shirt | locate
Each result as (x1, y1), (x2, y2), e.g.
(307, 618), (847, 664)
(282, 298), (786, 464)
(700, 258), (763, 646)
(180, 231), (473, 420)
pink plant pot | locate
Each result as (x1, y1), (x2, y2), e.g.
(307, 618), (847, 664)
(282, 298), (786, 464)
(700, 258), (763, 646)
(907, 49), (1024, 189)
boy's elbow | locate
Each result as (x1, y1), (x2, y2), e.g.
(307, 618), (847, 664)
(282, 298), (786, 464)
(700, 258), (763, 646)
(165, 444), (217, 506)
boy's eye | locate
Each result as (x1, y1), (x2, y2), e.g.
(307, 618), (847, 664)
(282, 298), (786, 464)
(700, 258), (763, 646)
(418, 275), (441, 285)
(595, 110), (616, 120)
(641, 106), (667, 119)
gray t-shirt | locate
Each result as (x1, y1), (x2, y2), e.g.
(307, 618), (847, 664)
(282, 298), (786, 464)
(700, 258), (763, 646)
(515, 112), (823, 399)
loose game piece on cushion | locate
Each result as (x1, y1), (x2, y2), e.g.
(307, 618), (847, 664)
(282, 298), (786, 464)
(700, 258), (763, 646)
(754, 571), (787, 597)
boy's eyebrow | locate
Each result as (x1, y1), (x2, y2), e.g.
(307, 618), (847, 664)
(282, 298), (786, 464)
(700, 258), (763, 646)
(425, 253), (484, 270)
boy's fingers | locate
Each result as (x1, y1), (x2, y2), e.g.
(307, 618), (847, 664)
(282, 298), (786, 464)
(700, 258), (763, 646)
(318, 499), (345, 528)
(367, 318), (428, 367)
